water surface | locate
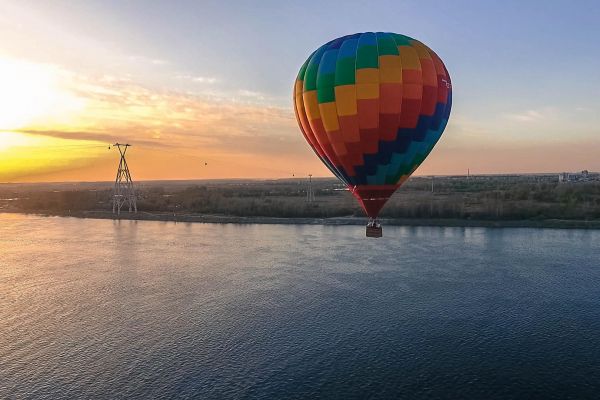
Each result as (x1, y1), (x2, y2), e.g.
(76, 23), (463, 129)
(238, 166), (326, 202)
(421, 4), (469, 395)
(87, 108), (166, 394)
(1, 214), (600, 399)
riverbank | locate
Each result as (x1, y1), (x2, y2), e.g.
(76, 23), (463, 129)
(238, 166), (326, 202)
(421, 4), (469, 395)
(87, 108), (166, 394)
(4, 210), (600, 229)
(4, 176), (600, 226)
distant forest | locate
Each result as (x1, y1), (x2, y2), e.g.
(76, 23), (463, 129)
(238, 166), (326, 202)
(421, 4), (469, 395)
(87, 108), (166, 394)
(3, 175), (600, 221)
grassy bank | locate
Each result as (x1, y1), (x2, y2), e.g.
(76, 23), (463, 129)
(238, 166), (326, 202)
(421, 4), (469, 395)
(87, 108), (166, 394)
(4, 210), (600, 230)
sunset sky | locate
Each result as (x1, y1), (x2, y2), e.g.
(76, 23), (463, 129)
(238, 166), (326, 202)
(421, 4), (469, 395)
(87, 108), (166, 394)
(1, 0), (599, 182)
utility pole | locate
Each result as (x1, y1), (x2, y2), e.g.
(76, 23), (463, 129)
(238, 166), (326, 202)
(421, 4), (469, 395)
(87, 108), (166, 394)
(430, 175), (434, 217)
(307, 174), (315, 203)
(112, 143), (137, 215)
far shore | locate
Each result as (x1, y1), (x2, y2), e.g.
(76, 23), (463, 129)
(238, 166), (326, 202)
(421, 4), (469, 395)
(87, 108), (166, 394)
(3, 210), (600, 229)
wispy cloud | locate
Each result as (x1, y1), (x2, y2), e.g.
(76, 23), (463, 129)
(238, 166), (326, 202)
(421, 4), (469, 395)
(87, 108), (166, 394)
(504, 109), (545, 122)
(575, 106), (591, 112)
(17, 69), (301, 158)
(126, 55), (170, 67)
(237, 89), (266, 100)
(175, 74), (218, 84)
(150, 58), (168, 65)
(192, 76), (217, 84)
(1, 64), (322, 181)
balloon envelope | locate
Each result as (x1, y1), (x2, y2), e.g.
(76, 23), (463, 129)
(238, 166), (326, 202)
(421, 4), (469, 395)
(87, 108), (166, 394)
(293, 32), (452, 218)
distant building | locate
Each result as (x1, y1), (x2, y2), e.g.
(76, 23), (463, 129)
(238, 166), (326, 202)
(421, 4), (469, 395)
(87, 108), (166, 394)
(559, 172), (569, 183)
(559, 170), (597, 183)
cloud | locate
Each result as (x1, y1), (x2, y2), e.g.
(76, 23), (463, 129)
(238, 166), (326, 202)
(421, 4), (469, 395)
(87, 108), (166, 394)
(17, 70), (303, 160)
(14, 128), (162, 148)
(126, 55), (170, 67)
(504, 109), (544, 122)
(175, 74), (218, 84)
(192, 76), (217, 84)
(237, 89), (267, 101)
(150, 59), (168, 65)
(2, 67), (324, 181)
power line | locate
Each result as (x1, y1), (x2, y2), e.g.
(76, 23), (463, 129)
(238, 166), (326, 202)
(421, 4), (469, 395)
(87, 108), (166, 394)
(10, 143), (107, 150)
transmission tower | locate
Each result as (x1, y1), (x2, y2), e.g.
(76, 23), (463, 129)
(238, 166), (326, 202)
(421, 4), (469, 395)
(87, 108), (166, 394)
(307, 174), (315, 203)
(112, 143), (137, 214)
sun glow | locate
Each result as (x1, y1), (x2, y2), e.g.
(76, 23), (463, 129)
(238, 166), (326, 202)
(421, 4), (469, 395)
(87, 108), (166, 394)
(0, 57), (85, 130)
(0, 57), (108, 182)
(0, 131), (36, 151)
(0, 132), (108, 182)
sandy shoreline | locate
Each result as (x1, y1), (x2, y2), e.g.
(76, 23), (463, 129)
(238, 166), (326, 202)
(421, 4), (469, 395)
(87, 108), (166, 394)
(3, 209), (600, 229)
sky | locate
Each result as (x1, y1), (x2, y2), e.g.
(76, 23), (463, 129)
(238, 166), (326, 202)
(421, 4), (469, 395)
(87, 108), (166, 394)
(0, 0), (599, 182)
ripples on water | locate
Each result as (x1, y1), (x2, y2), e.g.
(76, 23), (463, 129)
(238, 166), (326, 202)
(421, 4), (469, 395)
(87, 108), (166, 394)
(1, 214), (600, 399)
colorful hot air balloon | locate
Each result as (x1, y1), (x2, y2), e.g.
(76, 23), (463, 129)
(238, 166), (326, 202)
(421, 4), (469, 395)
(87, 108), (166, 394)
(293, 32), (452, 237)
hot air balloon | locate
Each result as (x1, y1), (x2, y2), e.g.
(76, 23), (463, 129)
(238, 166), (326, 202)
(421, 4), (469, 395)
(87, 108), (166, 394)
(293, 32), (452, 237)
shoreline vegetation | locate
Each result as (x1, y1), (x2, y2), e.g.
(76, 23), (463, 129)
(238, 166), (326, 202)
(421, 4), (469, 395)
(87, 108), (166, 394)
(2, 174), (600, 229)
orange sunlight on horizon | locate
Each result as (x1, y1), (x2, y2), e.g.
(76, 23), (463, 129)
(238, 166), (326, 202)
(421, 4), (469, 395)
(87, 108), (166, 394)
(2, 53), (598, 184)
(0, 57), (109, 182)
(0, 55), (330, 183)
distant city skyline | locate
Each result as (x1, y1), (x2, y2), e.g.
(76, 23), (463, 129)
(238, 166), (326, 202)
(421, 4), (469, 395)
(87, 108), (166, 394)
(0, 0), (599, 182)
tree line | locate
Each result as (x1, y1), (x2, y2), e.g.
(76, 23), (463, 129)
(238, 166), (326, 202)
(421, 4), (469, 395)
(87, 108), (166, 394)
(3, 176), (600, 221)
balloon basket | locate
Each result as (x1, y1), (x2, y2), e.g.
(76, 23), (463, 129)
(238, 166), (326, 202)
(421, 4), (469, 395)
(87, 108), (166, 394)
(366, 219), (382, 238)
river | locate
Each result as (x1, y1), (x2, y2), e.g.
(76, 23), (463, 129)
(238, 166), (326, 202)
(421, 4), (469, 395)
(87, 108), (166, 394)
(1, 214), (600, 399)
